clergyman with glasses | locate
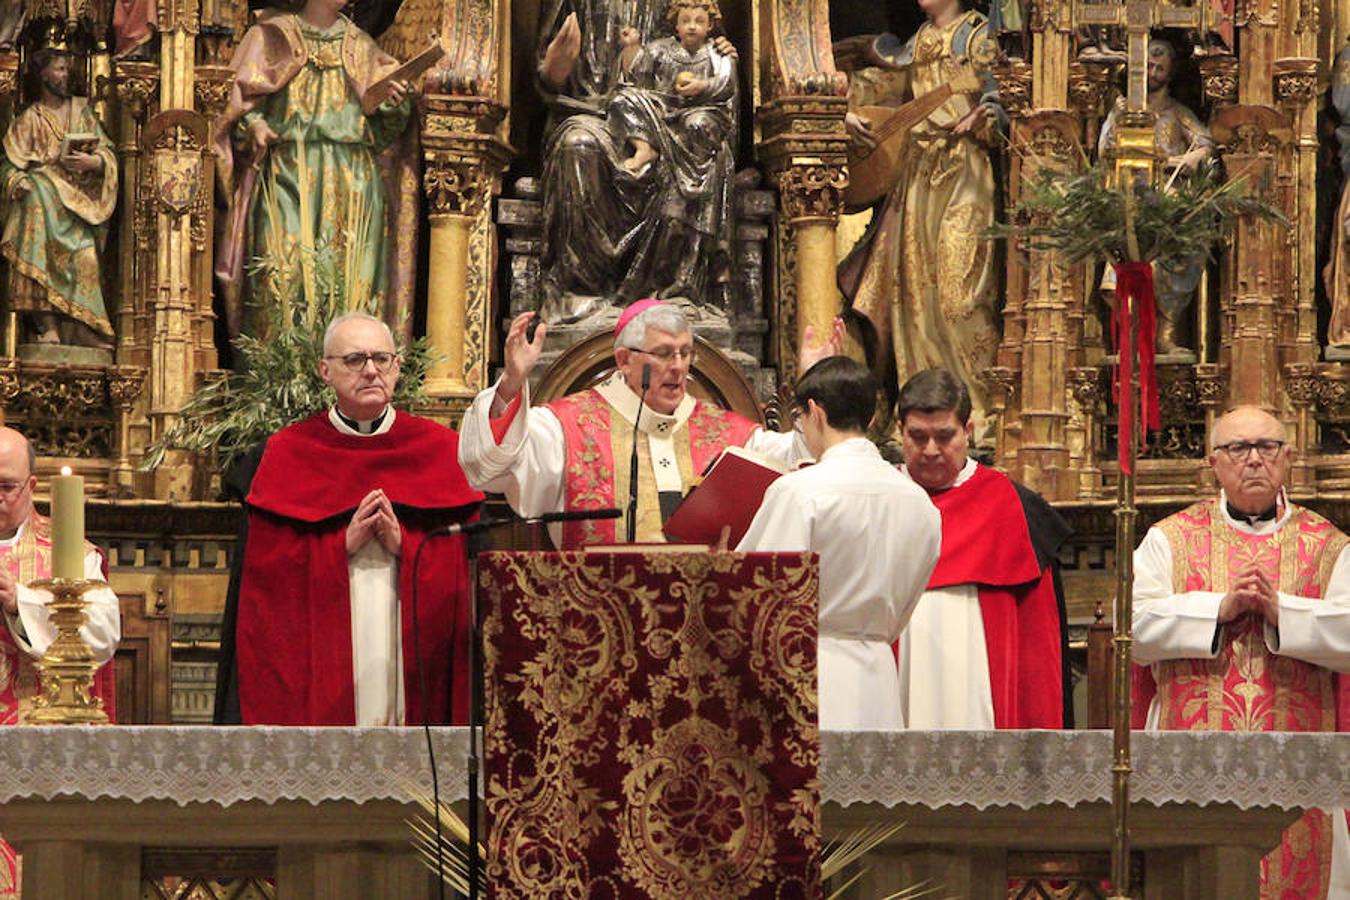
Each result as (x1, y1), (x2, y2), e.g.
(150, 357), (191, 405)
(458, 298), (841, 547)
(1132, 405), (1350, 897)
(215, 313), (483, 726)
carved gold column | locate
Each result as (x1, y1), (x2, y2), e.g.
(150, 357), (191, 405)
(753, 0), (848, 384)
(1273, 59), (1319, 374)
(1211, 108), (1293, 408)
(109, 366), (147, 496)
(385, 0), (511, 407)
(421, 97), (511, 401)
(1012, 114), (1082, 500)
(1284, 362), (1319, 493)
(157, 0), (196, 110)
(1029, 0), (1072, 109)
(113, 62), (158, 370)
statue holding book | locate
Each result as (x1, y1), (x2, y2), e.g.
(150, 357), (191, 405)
(0, 46), (118, 350)
(213, 0), (423, 340)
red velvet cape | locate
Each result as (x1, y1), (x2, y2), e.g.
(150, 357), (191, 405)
(915, 464), (1067, 729)
(236, 412), (483, 725)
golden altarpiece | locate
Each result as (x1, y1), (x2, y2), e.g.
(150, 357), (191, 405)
(0, 0), (1345, 890)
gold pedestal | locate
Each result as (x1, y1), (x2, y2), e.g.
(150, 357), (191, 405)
(24, 578), (109, 725)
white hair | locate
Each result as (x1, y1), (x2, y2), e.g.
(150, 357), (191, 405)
(614, 304), (690, 350)
(323, 312), (395, 355)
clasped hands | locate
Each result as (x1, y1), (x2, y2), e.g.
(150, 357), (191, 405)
(346, 488), (402, 557)
(1217, 564), (1279, 628)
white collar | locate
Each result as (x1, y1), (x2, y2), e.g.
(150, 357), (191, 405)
(818, 436), (880, 462)
(595, 372), (694, 438)
(329, 405), (396, 436)
(901, 455), (977, 491)
(1218, 487), (1290, 536)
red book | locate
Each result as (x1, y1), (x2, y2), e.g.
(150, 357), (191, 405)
(662, 446), (791, 547)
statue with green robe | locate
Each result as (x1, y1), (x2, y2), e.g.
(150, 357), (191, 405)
(213, 0), (417, 340)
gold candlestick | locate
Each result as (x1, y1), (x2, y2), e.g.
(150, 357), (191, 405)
(24, 578), (109, 725)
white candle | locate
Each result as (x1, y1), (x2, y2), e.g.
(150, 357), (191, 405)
(50, 466), (84, 580)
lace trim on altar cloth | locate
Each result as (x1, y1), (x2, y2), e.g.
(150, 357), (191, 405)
(0, 727), (1344, 811)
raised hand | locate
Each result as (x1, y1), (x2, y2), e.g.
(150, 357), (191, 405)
(540, 12), (582, 90)
(499, 311), (547, 403)
(798, 316), (846, 373)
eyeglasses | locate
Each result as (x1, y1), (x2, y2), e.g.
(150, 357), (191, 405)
(0, 480), (29, 498)
(326, 351), (398, 373)
(635, 346), (697, 365)
(1215, 439), (1285, 462)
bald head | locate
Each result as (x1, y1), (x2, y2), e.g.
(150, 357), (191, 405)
(0, 427), (34, 478)
(0, 427), (35, 538)
(1211, 405), (1286, 450)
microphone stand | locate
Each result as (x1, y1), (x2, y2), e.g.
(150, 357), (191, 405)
(627, 363), (652, 543)
(439, 507), (619, 899)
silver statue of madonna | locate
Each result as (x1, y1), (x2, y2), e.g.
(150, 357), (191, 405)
(536, 0), (737, 324)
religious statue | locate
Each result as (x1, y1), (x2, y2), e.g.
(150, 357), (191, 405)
(535, 0), (738, 323)
(0, 0), (24, 50)
(213, 0), (419, 341)
(836, 0), (1005, 444)
(113, 0), (157, 59)
(1321, 37), (1350, 350)
(1098, 37), (1215, 355)
(0, 47), (118, 350)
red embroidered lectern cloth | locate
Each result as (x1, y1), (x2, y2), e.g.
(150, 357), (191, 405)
(482, 550), (821, 899)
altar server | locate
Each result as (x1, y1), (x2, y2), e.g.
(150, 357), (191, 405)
(738, 357), (941, 729)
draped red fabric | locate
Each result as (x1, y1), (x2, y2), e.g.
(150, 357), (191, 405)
(483, 550), (821, 898)
(1110, 261), (1161, 475)
(920, 465), (1065, 728)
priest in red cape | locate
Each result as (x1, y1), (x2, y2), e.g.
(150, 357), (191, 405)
(214, 314), (482, 726)
(894, 369), (1073, 729)
(458, 300), (836, 549)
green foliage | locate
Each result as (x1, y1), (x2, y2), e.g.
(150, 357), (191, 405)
(140, 295), (437, 474)
(989, 163), (1287, 269)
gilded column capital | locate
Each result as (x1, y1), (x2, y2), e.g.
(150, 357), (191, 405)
(193, 65), (233, 120)
(114, 61), (160, 122)
(423, 155), (489, 219)
(755, 95), (849, 226)
(108, 366), (148, 407)
(1067, 62), (1112, 121)
(981, 366), (1020, 406)
(0, 364), (19, 405)
(773, 164), (848, 226)
(1068, 366), (1105, 409)
(1272, 58), (1318, 107)
(1193, 363), (1228, 410)
(993, 57), (1033, 118)
(1197, 54), (1238, 109)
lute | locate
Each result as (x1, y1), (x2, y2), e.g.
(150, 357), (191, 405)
(844, 66), (984, 211)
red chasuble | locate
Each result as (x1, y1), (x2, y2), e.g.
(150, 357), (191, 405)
(236, 412), (482, 725)
(1133, 500), (1349, 899)
(919, 464), (1068, 729)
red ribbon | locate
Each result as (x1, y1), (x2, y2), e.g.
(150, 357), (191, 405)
(1110, 262), (1161, 475)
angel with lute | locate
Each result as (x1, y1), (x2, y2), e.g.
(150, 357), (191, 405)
(835, 0), (1006, 447)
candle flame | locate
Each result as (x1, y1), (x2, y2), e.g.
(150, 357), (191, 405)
(60, 466), (72, 476)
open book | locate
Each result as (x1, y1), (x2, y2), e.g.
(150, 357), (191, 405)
(662, 445), (792, 548)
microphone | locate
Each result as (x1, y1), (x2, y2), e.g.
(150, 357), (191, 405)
(627, 364), (652, 543)
(430, 508), (622, 536)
